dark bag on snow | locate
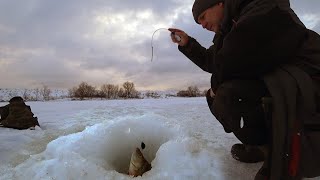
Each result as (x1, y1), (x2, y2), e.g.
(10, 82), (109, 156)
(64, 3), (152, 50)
(299, 77), (320, 178)
(264, 65), (320, 179)
(0, 101), (40, 130)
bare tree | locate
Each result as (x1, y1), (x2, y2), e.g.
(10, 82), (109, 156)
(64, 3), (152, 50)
(41, 85), (52, 101)
(76, 83), (86, 99)
(8, 90), (18, 99)
(74, 82), (96, 100)
(104, 84), (112, 99)
(118, 87), (125, 98)
(95, 90), (105, 99)
(34, 88), (40, 101)
(22, 89), (30, 101)
(177, 90), (189, 97)
(123, 81), (133, 98)
(187, 86), (200, 97)
(122, 81), (139, 98)
(68, 87), (77, 98)
(101, 84), (119, 99)
(177, 86), (200, 97)
(145, 91), (160, 98)
(111, 85), (119, 99)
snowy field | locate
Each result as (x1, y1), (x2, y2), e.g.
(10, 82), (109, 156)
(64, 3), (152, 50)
(0, 97), (318, 180)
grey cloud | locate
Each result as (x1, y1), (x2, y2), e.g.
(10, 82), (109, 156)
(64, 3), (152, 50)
(3, 56), (81, 89)
(290, 0), (320, 32)
(0, 0), (319, 90)
(314, 24), (320, 33)
(290, 0), (320, 14)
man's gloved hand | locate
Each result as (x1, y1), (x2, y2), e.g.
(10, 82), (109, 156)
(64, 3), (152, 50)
(168, 28), (189, 47)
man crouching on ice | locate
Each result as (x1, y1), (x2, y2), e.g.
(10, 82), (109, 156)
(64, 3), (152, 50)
(169, 0), (320, 179)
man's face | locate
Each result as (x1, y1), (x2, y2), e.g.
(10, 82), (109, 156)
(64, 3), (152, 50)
(197, 2), (224, 32)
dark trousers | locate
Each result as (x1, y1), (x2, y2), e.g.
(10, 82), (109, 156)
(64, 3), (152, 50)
(206, 80), (270, 145)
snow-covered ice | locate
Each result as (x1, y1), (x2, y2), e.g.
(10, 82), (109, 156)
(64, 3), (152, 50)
(0, 98), (318, 180)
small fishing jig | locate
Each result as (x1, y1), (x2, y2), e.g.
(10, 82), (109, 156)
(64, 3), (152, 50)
(141, 142), (146, 150)
(171, 31), (181, 42)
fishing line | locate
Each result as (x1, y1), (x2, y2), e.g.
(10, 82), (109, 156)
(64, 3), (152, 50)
(150, 28), (168, 62)
(150, 28), (181, 62)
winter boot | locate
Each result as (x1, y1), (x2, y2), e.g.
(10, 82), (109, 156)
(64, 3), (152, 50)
(254, 162), (270, 180)
(254, 145), (270, 180)
(231, 143), (265, 163)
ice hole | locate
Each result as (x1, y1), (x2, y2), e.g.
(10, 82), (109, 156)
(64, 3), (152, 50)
(12, 117), (178, 178)
(100, 118), (177, 175)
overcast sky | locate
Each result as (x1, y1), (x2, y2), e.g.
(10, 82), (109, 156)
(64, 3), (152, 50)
(0, 0), (319, 91)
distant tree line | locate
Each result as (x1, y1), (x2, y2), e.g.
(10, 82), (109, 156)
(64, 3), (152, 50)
(0, 83), (208, 102)
(0, 84), (54, 102)
(68, 81), (140, 100)
(69, 82), (207, 100)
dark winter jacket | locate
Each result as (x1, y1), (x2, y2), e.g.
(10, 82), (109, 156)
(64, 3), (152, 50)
(178, 0), (318, 91)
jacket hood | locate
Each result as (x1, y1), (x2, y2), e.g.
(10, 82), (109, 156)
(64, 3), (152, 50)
(220, 0), (254, 34)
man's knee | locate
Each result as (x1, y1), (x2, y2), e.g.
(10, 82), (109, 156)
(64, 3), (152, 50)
(206, 80), (269, 143)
